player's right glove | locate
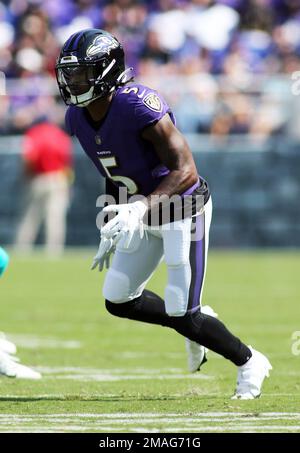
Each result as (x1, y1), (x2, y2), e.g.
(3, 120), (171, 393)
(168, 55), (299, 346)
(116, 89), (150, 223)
(91, 232), (121, 272)
(101, 201), (147, 249)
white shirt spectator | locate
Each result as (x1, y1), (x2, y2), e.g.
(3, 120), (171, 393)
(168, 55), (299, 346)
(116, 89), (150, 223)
(186, 4), (239, 51)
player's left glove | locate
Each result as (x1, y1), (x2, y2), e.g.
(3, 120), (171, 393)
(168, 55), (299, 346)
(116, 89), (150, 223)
(101, 200), (148, 249)
(91, 233), (120, 272)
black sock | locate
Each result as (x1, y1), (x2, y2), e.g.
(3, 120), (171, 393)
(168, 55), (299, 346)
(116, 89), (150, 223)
(105, 290), (251, 366)
(172, 311), (252, 366)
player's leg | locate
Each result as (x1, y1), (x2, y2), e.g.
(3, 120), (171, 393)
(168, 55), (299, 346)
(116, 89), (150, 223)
(103, 205), (234, 347)
(105, 203), (271, 398)
(159, 201), (251, 361)
(0, 350), (41, 379)
(104, 213), (216, 345)
(0, 248), (15, 352)
(15, 179), (44, 251)
(0, 332), (17, 355)
(184, 197), (216, 371)
(161, 202), (249, 368)
(160, 199), (215, 372)
(45, 173), (69, 255)
(161, 200), (271, 397)
(0, 247), (41, 379)
(104, 228), (191, 327)
(111, 289), (272, 399)
(103, 229), (164, 303)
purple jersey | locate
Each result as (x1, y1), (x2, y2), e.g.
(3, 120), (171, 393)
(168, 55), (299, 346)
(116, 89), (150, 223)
(66, 83), (192, 197)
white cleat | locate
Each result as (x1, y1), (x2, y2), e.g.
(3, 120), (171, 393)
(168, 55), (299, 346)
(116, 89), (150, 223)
(231, 346), (272, 400)
(0, 332), (17, 355)
(185, 339), (208, 373)
(0, 350), (41, 380)
(185, 305), (218, 373)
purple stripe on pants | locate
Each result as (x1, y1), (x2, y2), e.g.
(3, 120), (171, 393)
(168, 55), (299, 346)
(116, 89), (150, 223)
(192, 212), (205, 310)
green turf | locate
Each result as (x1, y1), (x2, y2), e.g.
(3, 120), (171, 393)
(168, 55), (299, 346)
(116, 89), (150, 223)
(0, 250), (299, 432)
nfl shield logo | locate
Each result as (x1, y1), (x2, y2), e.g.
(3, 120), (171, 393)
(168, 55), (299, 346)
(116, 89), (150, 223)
(95, 135), (101, 145)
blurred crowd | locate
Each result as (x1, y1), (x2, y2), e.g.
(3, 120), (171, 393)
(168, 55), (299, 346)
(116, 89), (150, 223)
(0, 0), (299, 140)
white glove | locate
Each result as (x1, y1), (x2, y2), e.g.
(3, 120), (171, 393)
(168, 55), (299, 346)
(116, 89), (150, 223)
(101, 200), (148, 249)
(91, 233), (120, 272)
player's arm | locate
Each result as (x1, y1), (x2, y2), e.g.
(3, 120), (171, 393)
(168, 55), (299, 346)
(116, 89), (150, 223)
(99, 113), (199, 250)
(98, 104), (199, 254)
(141, 113), (198, 205)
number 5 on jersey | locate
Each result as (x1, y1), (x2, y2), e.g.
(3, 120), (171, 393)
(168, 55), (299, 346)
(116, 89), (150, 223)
(99, 156), (138, 195)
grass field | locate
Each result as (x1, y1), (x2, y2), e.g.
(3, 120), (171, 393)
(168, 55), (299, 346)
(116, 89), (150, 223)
(0, 250), (299, 433)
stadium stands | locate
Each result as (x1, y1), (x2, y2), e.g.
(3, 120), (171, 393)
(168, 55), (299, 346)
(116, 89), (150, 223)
(0, 0), (299, 137)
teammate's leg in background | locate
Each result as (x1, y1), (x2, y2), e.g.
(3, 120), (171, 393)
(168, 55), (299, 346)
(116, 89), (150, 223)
(0, 246), (9, 277)
(0, 246), (41, 379)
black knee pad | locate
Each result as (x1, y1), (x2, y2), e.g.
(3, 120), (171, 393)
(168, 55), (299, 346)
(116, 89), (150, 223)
(105, 299), (133, 318)
(105, 297), (206, 334)
(105, 295), (174, 327)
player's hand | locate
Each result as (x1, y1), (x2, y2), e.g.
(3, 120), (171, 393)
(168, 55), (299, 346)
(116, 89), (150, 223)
(91, 233), (120, 272)
(101, 201), (148, 249)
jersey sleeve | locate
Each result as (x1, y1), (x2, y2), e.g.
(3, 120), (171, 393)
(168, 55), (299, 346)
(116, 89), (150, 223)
(134, 89), (173, 130)
(119, 84), (175, 131)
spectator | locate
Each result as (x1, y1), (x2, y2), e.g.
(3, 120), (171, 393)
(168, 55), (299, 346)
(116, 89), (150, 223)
(15, 121), (73, 255)
(0, 0), (298, 138)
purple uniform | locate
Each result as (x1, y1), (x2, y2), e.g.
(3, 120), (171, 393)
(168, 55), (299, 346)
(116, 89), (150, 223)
(66, 83), (199, 197)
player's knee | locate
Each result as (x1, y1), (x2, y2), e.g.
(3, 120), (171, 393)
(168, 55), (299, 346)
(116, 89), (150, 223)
(105, 297), (140, 319)
(102, 268), (131, 303)
(165, 254), (188, 268)
(164, 284), (187, 317)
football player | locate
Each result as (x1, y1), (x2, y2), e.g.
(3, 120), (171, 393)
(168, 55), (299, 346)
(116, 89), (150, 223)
(0, 246), (41, 379)
(56, 29), (272, 399)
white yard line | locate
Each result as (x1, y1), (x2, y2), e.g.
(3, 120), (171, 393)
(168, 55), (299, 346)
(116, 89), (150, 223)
(0, 412), (299, 419)
(1, 425), (300, 433)
(37, 367), (185, 374)
(32, 366), (214, 382)
(47, 373), (212, 381)
(118, 352), (184, 359)
(1, 427), (300, 432)
(7, 334), (82, 349)
(1, 417), (300, 425)
(1, 413), (299, 433)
